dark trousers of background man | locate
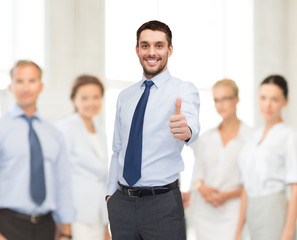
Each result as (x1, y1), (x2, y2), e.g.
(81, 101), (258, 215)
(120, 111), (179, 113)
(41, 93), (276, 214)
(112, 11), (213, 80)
(107, 187), (186, 240)
(0, 209), (55, 240)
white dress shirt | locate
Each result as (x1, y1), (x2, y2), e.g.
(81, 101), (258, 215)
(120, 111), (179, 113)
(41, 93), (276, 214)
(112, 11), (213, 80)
(189, 122), (251, 240)
(238, 122), (297, 197)
(107, 70), (200, 196)
(192, 122), (251, 191)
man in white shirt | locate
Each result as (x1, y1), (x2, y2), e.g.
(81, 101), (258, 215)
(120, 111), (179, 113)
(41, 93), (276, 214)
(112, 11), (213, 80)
(106, 20), (200, 240)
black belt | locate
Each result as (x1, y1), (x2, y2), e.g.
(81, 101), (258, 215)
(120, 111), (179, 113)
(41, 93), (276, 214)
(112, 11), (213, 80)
(118, 179), (179, 198)
(0, 209), (52, 224)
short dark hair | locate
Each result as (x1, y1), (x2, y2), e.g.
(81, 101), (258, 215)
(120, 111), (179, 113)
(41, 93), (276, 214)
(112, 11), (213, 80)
(70, 74), (105, 100)
(136, 20), (172, 46)
(10, 60), (42, 79)
(260, 75), (288, 98)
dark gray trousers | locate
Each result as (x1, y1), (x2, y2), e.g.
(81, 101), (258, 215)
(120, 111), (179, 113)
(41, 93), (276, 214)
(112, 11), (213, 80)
(0, 209), (55, 240)
(107, 187), (186, 240)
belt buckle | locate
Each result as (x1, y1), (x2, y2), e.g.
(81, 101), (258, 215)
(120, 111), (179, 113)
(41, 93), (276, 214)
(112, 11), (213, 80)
(127, 189), (139, 198)
(31, 214), (38, 224)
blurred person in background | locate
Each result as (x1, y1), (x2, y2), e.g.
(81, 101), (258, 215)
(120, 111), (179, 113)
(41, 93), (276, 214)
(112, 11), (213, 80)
(188, 79), (251, 240)
(0, 60), (74, 240)
(236, 75), (297, 240)
(57, 75), (110, 240)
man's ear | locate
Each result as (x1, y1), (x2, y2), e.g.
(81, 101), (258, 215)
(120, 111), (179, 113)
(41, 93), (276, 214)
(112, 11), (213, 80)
(284, 97), (289, 107)
(8, 83), (13, 93)
(39, 82), (44, 94)
(168, 44), (173, 57)
(136, 45), (139, 57)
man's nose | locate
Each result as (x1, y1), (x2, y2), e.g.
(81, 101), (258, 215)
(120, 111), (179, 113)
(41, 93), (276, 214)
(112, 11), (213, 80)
(23, 83), (30, 91)
(148, 46), (156, 56)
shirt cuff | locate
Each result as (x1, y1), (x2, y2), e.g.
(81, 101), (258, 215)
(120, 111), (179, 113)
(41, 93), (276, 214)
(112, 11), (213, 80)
(107, 183), (118, 197)
(185, 119), (199, 146)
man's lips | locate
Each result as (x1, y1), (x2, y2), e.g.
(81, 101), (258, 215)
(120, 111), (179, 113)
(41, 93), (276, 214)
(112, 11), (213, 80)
(145, 58), (160, 66)
(262, 111), (272, 115)
(21, 94), (32, 99)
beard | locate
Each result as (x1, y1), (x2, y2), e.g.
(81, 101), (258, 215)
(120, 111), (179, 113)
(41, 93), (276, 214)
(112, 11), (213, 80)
(143, 65), (165, 79)
(139, 55), (169, 79)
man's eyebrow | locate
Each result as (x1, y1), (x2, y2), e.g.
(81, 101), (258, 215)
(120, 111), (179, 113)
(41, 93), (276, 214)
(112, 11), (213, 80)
(139, 41), (165, 44)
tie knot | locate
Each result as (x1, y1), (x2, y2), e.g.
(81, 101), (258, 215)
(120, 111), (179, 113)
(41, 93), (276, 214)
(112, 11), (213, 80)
(144, 80), (154, 88)
(22, 115), (35, 125)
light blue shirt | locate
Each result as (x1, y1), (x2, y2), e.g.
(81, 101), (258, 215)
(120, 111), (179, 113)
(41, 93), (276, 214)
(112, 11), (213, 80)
(0, 104), (74, 224)
(107, 70), (200, 195)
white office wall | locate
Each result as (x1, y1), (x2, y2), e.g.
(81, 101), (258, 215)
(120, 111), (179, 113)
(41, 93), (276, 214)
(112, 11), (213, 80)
(1, 1), (297, 142)
(40, 0), (106, 125)
(0, 0), (45, 114)
(284, 0), (297, 128)
(1, 0), (296, 124)
(253, 0), (297, 128)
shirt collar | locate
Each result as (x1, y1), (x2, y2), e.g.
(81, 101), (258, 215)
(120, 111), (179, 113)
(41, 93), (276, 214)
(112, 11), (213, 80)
(9, 103), (41, 120)
(140, 69), (171, 89)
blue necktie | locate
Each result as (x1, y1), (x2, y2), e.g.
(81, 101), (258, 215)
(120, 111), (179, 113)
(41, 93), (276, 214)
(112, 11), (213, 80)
(23, 115), (46, 205)
(123, 80), (154, 186)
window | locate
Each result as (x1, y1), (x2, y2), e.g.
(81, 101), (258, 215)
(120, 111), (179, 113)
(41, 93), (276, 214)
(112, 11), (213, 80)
(0, 1), (14, 90)
(105, 0), (253, 190)
(0, 0), (45, 114)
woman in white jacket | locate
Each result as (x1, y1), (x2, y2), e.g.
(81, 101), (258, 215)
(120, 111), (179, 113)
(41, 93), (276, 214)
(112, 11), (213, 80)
(57, 75), (110, 240)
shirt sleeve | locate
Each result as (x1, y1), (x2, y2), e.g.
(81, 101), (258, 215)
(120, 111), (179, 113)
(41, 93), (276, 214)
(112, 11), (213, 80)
(179, 82), (200, 146)
(285, 130), (297, 184)
(51, 136), (75, 224)
(190, 138), (205, 191)
(107, 97), (122, 196)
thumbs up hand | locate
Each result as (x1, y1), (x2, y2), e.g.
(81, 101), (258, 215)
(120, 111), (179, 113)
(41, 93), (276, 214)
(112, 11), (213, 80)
(169, 98), (192, 141)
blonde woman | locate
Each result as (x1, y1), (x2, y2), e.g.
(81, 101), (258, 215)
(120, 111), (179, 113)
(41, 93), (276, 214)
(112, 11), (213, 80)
(57, 75), (110, 240)
(190, 79), (251, 240)
(236, 75), (297, 240)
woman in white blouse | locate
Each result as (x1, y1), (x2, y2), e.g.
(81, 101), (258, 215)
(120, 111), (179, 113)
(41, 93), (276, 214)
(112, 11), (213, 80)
(236, 75), (297, 240)
(189, 79), (251, 240)
(57, 75), (110, 240)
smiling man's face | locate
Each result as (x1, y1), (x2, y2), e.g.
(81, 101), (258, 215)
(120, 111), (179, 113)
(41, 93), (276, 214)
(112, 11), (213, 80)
(136, 29), (173, 79)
